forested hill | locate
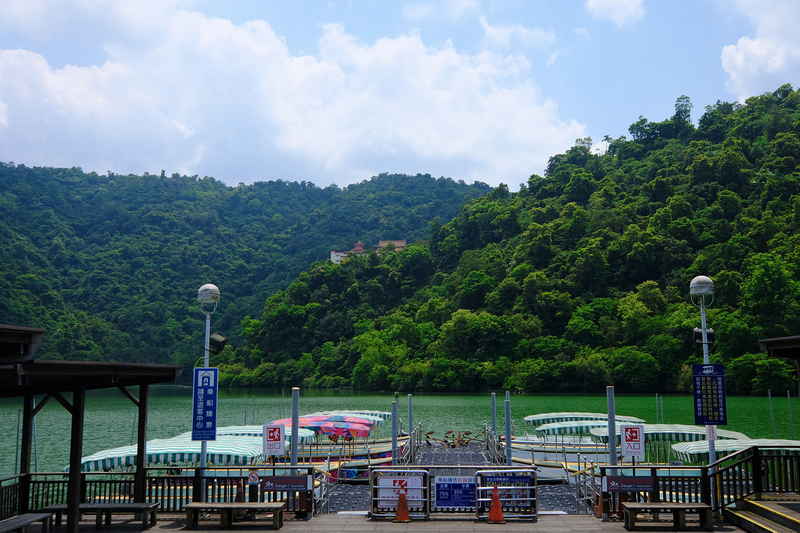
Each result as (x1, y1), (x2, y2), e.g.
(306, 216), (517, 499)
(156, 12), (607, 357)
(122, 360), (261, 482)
(0, 169), (490, 369)
(234, 84), (800, 395)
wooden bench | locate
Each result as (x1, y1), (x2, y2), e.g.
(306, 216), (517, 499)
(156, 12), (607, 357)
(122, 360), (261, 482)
(621, 502), (713, 531)
(45, 502), (158, 530)
(0, 513), (52, 533)
(184, 502), (284, 530)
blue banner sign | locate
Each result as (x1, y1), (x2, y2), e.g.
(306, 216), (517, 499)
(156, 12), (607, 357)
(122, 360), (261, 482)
(192, 367), (218, 441)
(434, 475), (475, 509)
(693, 363), (727, 425)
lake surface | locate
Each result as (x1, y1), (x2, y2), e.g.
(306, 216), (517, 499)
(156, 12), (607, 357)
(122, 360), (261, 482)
(1, 386), (797, 478)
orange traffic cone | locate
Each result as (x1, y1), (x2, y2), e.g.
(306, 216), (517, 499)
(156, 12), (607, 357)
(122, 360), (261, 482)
(487, 485), (505, 524)
(393, 488), (412, 523)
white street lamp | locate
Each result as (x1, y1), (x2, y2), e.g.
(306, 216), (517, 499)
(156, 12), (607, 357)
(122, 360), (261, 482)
(690, 276), (716, 464)
(197, 283), (220, 488)
(198, 284), (220, 367)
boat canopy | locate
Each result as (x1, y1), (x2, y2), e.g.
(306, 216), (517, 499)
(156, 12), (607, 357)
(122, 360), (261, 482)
(72, 435), (267, 472)
(590, 424), (749, 443)
(534, 419), (643, 436)
(672, 439), (800, 463)
(524, 412), (645, 426)
(72, 425), (316, 472)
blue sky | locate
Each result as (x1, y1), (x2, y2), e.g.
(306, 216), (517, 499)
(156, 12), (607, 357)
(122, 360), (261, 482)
(1, 0), (798, 189)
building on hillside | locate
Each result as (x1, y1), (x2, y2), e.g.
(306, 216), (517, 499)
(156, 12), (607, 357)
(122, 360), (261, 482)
(330, 239), (407, 264)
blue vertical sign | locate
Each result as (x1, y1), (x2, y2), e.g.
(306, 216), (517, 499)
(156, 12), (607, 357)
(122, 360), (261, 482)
(693, 364), (727, 425)
(192, 367), (218, 441)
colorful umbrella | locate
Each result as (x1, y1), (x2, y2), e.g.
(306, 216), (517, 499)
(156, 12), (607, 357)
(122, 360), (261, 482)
(307, 409), (391, 420)
(316, 421), (371, 438)
(306, 411), (387, 425)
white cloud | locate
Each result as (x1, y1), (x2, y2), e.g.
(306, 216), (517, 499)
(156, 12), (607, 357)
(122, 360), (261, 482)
(722, 0), (800, 100)
(479, 16), (557, 50)
(584, 0), (644, 29)
(401, 4), (433, 21)
(0, 3), (584, 187)
(402, 0), (479, 23)
(0, 98), (8, 128)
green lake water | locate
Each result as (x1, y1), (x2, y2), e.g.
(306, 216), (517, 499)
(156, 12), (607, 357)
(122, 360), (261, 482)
(1, 386), (798, 479)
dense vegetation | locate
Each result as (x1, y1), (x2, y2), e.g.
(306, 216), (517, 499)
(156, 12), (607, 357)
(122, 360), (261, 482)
(229, 85), (800, 395)
(4, 84), (800, 395)
(0, 169), (490, 370)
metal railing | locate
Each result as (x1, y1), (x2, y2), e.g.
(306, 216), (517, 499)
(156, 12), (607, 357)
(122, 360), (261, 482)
(484, 426), (506, 465)
(395, 425), (423, 465)
(571, 456), (601, 515)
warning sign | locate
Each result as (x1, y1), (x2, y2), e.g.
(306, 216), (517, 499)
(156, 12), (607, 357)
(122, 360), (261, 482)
(621, 424), (645, 458)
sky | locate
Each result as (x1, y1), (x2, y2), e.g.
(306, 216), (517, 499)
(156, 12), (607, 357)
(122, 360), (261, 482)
(1, 0), (799, 190)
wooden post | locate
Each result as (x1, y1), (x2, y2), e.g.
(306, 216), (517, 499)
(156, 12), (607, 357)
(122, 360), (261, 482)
(19, 394), (34, 514)
(67, 387), (86, 533)
(134, 384), (149, 503)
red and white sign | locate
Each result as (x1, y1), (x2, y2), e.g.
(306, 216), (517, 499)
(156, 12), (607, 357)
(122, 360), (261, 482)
(621, 424), (645, 458)
(376, 476), (424, 507)
(262, 424), (285, 456)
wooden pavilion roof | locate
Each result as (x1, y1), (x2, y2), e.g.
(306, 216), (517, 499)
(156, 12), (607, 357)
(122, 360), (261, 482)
(0, 359), (183, 398)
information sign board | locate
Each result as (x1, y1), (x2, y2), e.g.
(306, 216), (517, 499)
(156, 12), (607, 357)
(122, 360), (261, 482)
(434, 475), (475, 509)
(262, 424), (285, 456)
(621, 424), (645, 458)
(191, 367), (218, 441)
(693, 363), (727, 425)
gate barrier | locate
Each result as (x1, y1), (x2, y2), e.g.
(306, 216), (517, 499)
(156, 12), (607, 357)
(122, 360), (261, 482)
(369, 469), (429, 519)
(475, 469), (537, 521)
(368, 467), (537, 521)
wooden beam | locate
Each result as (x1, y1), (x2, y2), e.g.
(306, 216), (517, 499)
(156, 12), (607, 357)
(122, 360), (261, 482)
(118, 385), (140, 407)
(50, 392), (75, 416)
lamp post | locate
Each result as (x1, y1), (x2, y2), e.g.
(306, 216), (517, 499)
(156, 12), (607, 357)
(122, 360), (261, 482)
(197, 284), (220, 482)
(690, 275), (716, 464)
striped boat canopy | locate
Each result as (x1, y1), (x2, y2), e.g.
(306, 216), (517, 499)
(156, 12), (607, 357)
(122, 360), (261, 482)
(524, 412), (645, 426)
(211, 425), (316, 442)
(672, 439), (800, 464)
(590, 424), (749, 444)
(72, 435), (269, 472)
(534, 419), (645, 436)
